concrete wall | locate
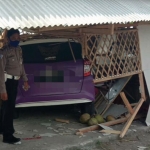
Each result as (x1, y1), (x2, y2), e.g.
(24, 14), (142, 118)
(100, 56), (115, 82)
(138, 25), (150, 126)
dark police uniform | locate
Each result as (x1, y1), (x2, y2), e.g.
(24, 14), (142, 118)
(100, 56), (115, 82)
(0, 45), (28, 138)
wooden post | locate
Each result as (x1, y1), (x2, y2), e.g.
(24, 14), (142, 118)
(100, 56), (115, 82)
(120, 98), (144, 138)
(119, 72), (146, 138)
(78, 117), (128, 134)
(120, 92), (134, 114)
(139, 73), (146, 100)
(77, 113), (143, 134)
(81, 34), (85, 58)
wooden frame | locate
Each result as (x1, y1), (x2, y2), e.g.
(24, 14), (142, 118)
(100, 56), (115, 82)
(84, 29), (142, 84)
(76, 72), (146, 138)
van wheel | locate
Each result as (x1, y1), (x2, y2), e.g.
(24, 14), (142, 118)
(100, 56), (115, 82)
(80, 102), (95, 116)
(13, 109), (20, 119)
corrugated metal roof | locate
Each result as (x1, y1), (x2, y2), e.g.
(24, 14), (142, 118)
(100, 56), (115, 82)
(0, 0), (150, 29)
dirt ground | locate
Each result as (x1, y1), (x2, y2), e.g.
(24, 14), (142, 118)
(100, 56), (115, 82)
(92, 130), (150, 150)
(0, 105), (149, 150)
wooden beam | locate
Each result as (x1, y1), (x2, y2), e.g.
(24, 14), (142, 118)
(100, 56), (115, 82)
(86, 24), (113, 29)
(77, 113), (144, 134)
(120, 92), (134, 114)
(93, 71), (142, 84)
(22, 28), (38, 33)
(114, 29), (137, 33)
(41, 31), (81, 36)
(111, 24), (115, 35)
(55, 118), (69, 124)
(78, 118), (129, 134)
(39, 25), (84, 32)
(80, 28), (113, 35)
(120, 98), (144, 138)
(114, 23), (138, 28)
(139, 73), (146, 100)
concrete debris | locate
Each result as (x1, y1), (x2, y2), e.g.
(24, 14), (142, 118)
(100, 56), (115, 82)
(40, 133), (57, 137)
(44, 143), (47, 145)
(133, 129), (137, 132)
(103, 133), (110, 136)
(91, 131), (96, 133)
(47, 127), (53, 130)
(33, 134), (40, 138)
(33, 129), (38, 132)
(15, 131), (23, 135)
(57, 128), (64, 131)
(56, 124), (63, 127)
(61, 132), (72, 135)
(65, 130), (72, 133)
(79, 135), (86, 138)
(41, 123), (51, 127)
(137, 146), (148, 150)
(53, 129), (59, 133)
(68, 128), (76, 131)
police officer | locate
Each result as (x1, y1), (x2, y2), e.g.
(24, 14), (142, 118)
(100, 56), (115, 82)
(0, 28), (29, 144)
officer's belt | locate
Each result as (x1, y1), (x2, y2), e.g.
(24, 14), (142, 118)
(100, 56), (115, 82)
(5, 74), (20, 80)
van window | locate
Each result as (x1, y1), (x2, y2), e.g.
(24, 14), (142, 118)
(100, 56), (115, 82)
(21, 42), (82, 63)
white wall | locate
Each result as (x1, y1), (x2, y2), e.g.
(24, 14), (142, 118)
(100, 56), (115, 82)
(138, 25), (150, 126)
(138, 25), (150, 71)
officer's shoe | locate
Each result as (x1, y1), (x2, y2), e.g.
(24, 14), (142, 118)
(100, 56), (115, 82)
(3, 135), (21, 145)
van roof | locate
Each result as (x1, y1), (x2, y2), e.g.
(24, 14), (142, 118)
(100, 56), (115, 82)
(20, 39), (78, 46)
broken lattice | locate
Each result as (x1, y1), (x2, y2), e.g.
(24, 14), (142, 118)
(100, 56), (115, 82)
(84, 30), (142, 83)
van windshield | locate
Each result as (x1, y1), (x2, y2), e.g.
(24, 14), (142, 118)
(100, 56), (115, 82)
(21, 42), (82, 63)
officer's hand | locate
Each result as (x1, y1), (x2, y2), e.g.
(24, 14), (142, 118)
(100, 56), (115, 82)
(23, 81), (30, 91)
(0, 93), (8, 101)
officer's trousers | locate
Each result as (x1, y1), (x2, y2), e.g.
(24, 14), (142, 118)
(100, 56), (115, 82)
(0, 78), (19, 137)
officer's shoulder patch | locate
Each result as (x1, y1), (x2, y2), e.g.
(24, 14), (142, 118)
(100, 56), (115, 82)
(0, 54), (3, 59)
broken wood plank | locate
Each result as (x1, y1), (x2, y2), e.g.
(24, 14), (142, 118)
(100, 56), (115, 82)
(77, 113), (145, 134)
(100, 130), (121, 135)
(78, 117), (128, 134)
(93, 72), (141, 83)
(76, 132), (84, 136)
(120, 92), (134, 115)
(120, 98), (144, 138)
(55, 118), (69, 124)
(139, 73), (146, 100)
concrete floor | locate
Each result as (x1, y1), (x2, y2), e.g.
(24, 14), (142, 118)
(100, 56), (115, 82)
(0, 105), (148, 150)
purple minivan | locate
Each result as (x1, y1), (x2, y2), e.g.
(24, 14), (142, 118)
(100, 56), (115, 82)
(16, 39), (95, 112)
